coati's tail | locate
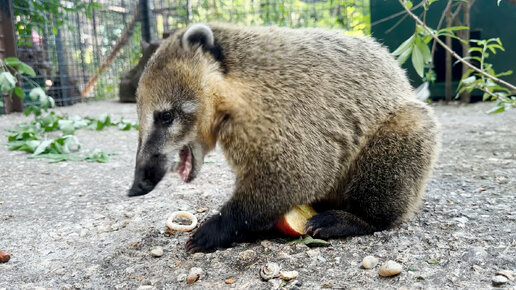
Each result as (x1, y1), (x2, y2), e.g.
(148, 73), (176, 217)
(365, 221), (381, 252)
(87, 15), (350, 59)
(307, 101), (439, 238)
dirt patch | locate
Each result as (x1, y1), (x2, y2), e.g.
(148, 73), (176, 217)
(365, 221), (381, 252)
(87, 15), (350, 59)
(0, 100), (514, 289)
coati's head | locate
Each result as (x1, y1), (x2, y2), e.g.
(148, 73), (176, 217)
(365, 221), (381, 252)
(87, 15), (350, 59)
(128, 24), (227, 196)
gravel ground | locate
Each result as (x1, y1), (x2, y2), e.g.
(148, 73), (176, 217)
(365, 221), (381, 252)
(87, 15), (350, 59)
(0, 100), (515, 289)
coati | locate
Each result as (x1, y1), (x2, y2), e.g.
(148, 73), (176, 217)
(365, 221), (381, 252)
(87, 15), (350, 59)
(128, 23), (440, 252)
(119, 41), (161, 103)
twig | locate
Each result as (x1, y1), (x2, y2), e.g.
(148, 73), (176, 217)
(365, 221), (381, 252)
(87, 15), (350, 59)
(430, 0), (453, 61)
(385, 14), (408, 34)
(80, 9), (140, 97)
(371, 1), (425, 26)
(398, 0), (516, 92)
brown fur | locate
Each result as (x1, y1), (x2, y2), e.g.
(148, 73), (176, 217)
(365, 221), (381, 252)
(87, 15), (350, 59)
(131, 23), (440, 252)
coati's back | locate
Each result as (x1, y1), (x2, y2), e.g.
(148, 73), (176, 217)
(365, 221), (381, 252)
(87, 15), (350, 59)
(208, 24), (416, 124)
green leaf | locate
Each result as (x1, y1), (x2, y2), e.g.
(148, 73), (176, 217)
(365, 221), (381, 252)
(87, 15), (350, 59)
(295, 236), (330, 247)
(415, 37), (432, 64)
(392, 35), (414, 56)
(4, 57), (21, 66)
(58, 120), (75, 135)
(438, 26), (469, 34)
(18, 62), (36, 77)
(29, 87), (46, 101)
(118, 122), (131, 131)
(487, 105), (505, 114)
(461, 76), (476, 84)
(411, 41), (425, 77)
(0, 71), (17, 92)
(495, 70), (513, 78)
(397, 47), (412, 66)
(33, 140), (53, 156)
(426, 258), (439, 264)
(8, 140), (41, 153)
(13, 87), (25, 98)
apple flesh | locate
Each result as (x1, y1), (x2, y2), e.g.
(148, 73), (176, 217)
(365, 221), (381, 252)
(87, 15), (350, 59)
(274, 205), (317, 236)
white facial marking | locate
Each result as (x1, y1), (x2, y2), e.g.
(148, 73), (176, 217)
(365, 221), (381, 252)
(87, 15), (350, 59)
(181, 101), (197, 114)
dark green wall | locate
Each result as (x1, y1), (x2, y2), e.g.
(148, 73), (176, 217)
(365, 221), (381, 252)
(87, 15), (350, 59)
(370, 0), (516, 99)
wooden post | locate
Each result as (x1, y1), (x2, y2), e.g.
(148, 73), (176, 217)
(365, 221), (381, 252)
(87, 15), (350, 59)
(0, 0), (24, 113)
(445, 10), (453, 103)
(460, 0), (471, 103)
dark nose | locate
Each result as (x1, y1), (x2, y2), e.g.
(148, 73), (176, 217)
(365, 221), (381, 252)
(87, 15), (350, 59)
(127, 180), (156, 196)
(127, 154), (168, 197)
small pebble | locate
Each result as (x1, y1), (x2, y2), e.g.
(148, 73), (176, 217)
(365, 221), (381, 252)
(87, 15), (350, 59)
(225, 278), (236, 284)
(196, 208), (208, 213)
(0, 251), (11, 263)
(277, 251), (292, 260)
(497, 270), (515, 281)
(238, 249), (257, 263)
(379, 260), (402, 277)
(192, 252), (205, 259)
(492, 275), (509, 286)
(176, 273), (187, 282)
(187, 267), (203, 284)
(362, 256), (379, 269)
(150, 246), (163, 257)
(280, 270), (299, 281)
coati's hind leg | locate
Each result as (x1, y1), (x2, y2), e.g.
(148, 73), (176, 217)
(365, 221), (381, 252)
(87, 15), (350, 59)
(306, 102), (439, 239)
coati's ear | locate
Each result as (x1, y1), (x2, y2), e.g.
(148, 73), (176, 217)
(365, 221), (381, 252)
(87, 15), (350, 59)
(182, 24), (228, 73)
(182, 24), (215, 52)
(141, 40), (150, 50)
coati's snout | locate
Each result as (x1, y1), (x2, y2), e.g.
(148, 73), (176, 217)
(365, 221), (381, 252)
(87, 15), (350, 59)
(128, 153), (168, 196)
(128, 140), (207, 197)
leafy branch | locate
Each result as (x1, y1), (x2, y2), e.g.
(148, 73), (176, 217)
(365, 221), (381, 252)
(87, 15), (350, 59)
(395, 0), (516, 113)
(398, 0), (516, 92)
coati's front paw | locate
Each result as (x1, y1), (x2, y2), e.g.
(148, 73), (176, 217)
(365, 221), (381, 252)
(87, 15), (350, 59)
(305, 210), (376, 239)
(186, 215), (240, 253)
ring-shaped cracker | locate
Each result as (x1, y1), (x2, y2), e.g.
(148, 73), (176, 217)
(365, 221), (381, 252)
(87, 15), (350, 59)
(166, 211), (198, 232)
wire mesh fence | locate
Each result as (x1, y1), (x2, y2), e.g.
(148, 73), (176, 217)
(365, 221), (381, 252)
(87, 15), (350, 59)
(1, 0), (370, 114)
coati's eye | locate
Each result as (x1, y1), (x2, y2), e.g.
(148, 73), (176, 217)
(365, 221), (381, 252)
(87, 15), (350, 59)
(161, 111), (173, 125)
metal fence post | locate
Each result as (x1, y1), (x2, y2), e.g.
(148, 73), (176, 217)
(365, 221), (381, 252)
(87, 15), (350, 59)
(0, 0), (23, 113)
(140, 0), (152, 42)
(55, 26), (71, 106)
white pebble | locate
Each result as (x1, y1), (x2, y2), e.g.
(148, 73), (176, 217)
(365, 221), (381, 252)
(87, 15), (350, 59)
(187, 267), (203, 284)
(150, 246), (163, 257)
(492, 275), (509, 286)
(176, 273), (187, 282)
(378, 260), (402, 277)
(362, 255), (379, 269)
(238, 249), (257, 262)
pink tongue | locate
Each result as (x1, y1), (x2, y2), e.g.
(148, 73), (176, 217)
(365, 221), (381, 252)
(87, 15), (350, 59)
(179, 148), (192, 181)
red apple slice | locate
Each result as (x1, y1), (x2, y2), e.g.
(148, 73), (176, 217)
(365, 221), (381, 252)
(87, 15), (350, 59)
(275, 205), (317, 237)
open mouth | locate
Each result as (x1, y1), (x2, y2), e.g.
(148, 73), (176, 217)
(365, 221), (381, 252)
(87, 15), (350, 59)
(178, 145), (195, 182)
